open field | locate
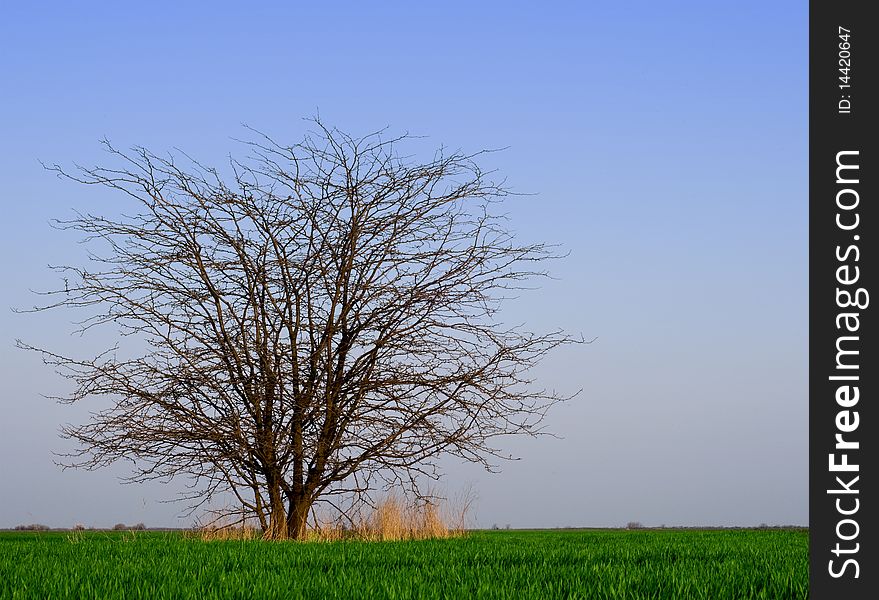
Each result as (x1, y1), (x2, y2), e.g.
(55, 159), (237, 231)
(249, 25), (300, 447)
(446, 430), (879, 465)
(0, 529), (807, 599)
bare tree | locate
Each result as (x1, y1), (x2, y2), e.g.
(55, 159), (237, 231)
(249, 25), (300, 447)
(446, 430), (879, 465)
(20, 120), (579, 539)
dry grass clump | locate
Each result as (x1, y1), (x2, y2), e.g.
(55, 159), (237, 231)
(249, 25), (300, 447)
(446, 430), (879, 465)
(369, 496), (409, 541)
(193, 526), (260, 541)
(186, 516), (261, 541)
(310, 495), (460, 542)
(415, 500), (449, 539)
(189, 493), (471, 543)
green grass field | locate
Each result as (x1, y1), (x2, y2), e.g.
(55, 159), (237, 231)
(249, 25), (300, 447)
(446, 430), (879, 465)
(0, 529), (807, 599)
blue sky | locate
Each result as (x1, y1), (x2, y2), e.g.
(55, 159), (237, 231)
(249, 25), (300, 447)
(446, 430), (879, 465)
(0, 1), (807, 528)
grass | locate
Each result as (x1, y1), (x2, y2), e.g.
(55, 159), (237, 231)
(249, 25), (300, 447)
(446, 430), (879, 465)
(0, 528), (808, 599)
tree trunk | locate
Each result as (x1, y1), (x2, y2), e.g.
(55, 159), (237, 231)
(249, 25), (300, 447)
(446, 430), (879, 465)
(286, 496), (312, 540)
(265, 483), (288, 540)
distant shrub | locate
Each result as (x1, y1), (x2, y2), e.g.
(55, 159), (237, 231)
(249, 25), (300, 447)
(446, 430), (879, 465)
(626, 521), (644, 530)
(72, 523), (86, 531)
(14, 524), (50, 531)
(112, 523), (127, 531)
(132, 523), (146, 531)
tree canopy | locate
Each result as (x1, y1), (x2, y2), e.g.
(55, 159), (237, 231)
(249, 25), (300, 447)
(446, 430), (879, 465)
(21, 121), (578, 539)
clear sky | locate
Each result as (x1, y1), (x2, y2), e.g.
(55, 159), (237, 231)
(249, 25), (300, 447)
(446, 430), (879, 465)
(0, 1), (807, 529)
